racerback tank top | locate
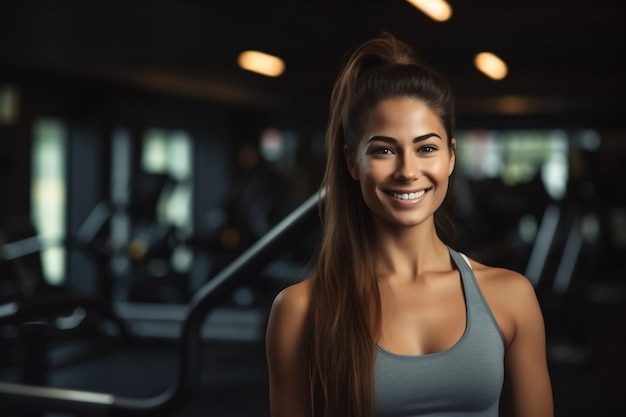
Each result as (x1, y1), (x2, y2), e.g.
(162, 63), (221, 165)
(374, 247), (505, 416)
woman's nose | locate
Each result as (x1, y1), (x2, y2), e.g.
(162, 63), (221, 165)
(393, 154), (418, 181)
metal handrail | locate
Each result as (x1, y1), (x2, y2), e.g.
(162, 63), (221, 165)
(0, 189), (324, 416)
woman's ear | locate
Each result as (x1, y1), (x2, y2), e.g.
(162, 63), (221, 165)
(344, 144), (359, 180)
(448, 138), (457, 176)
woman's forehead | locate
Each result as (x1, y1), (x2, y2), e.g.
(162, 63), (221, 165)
(363, 98), (444, 135)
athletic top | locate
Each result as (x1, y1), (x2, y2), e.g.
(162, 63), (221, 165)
(374, 247), (505, 416)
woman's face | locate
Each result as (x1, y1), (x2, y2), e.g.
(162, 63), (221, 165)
(345, 97), (456, 229)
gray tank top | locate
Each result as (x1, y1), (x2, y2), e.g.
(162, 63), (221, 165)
(375, 247), (505, 416)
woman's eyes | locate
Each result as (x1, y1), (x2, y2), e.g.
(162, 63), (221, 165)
(369, 144), (438, 155)
(419, 144), (438, 153)
(372, 146), (393, 155)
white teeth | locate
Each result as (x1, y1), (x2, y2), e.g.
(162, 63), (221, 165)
(392, 190), (425, 200)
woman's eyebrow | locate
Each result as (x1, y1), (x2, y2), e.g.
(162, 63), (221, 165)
(366, 133), (442, 144)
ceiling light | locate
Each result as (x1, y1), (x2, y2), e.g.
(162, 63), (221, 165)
(237, 50), (285, 77)
(474, 52), (508, 80)
(406, 0), (452, 22)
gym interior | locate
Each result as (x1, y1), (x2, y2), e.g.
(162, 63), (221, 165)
(1, 1), (624, 416)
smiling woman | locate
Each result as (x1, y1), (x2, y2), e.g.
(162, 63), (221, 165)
(265, 32), (554, 417)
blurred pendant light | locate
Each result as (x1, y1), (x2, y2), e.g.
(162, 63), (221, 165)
(406, 0), (452, 22)
(474, 52), (508, 80)
(237, 50), (285, 77)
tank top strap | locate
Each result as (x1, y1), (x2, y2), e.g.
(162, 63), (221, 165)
(448, 246), (481, 301)
(448, 246), (505, 346)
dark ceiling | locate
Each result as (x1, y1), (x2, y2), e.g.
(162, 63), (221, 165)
(1, 0), (625, 128)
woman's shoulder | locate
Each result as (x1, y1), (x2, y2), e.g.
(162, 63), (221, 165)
(466, 256), (538, 305)
(269, 278), (312, 320)
(464, 256), (543, 345)
(467, 256), (530, 284)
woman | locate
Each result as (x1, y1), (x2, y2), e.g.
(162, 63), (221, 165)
(265, 33), (553, 417)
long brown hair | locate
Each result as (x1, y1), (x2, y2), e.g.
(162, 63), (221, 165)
(306, 32), (457, 416)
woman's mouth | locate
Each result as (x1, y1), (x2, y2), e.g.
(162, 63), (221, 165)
(390, 190), (426, 200)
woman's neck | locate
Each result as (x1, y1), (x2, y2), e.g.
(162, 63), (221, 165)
(371, 220), (450, 281)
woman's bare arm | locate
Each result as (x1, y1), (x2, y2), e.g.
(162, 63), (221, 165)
(499, 271), (554, 417)
(265, 280), (311, 417)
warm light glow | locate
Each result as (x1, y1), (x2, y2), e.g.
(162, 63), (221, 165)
(474, 52), (508, 80)
(237, 50), (285, 77)
(406, 0), (452, 22)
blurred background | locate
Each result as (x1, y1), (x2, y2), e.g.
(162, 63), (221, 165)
(0, 0), (624, 416)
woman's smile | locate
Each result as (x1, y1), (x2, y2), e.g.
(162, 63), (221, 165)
(385, 188), (430, 206)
